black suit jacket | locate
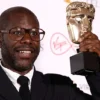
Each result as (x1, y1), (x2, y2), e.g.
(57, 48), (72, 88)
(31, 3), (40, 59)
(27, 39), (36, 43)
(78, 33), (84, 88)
(0, 66), (100, 100)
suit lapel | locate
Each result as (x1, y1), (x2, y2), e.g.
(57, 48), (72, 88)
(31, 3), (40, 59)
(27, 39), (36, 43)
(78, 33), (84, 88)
(0, 66), (21, 100)
(0, 66), (48, 100)
(31, 70), (47, 100)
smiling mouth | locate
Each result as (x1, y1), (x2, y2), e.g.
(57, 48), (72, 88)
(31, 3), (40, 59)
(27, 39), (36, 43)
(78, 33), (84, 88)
(16, 48), (34, 53)
(15, 50), (33, 59)
(19, 51), (32, 53)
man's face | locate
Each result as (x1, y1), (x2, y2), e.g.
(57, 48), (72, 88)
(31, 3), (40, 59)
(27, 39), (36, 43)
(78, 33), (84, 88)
(0, 13), (40, 74)
(67, 8), (94, 43)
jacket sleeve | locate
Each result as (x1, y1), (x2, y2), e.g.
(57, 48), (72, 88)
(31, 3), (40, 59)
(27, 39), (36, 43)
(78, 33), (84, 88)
(86, 72), (100, 100)
(44, 74), (93, 100)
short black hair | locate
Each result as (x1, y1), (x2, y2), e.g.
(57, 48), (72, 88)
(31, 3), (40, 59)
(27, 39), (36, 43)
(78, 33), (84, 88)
(0, 6), (39, 30)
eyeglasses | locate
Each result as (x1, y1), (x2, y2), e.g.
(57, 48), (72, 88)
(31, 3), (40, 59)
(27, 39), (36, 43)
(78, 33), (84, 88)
(0, 27), (45, 41)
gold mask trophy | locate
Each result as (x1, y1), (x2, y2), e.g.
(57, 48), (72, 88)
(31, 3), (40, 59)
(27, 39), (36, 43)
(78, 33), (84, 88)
(66, 1), (99, 75)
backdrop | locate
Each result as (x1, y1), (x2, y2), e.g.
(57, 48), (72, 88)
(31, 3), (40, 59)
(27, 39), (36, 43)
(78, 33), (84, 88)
(0, 0), (100, 94)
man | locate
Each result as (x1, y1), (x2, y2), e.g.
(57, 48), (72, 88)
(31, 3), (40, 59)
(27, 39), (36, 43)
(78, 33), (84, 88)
(0, 5), (100, 100)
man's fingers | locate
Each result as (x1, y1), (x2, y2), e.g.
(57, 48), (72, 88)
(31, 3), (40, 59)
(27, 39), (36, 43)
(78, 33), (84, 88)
(80, 39), (99, 47)
(80, 42), (100, 56)
(78, 32), (98, 42)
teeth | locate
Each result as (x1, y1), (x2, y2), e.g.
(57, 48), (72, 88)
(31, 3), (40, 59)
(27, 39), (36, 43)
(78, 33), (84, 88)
(19, 51), (31, 53)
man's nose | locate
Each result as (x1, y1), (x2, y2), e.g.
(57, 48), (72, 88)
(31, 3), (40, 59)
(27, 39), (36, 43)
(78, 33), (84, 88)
(20, 33), (33, 44)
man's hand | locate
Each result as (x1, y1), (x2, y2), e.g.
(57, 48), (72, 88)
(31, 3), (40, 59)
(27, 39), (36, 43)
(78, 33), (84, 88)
(79, 32), (100, 56)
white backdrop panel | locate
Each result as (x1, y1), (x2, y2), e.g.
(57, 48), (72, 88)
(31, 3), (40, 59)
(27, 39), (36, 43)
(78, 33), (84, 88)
(0, 0), (100, 94)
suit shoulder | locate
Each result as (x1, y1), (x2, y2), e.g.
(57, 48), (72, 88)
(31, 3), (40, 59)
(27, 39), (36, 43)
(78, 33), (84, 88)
(35, 71), (75, 86)
(43, 73), (74, 86)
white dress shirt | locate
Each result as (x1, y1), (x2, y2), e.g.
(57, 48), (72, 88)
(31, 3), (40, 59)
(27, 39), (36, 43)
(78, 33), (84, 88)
(0, 62), (34, 91)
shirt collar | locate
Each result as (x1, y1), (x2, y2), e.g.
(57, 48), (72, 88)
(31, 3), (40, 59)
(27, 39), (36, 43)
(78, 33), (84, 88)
(0, 62), (34, 85)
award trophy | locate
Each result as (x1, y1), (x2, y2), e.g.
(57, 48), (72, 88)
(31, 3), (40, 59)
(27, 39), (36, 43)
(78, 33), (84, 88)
(66, 1), (100, 75)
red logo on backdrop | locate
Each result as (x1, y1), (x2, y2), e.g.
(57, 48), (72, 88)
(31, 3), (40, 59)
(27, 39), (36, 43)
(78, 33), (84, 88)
(50, 32), (72, 55)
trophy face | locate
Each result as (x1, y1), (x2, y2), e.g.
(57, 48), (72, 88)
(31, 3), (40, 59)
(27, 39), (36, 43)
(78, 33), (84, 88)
(66, 2), (95, 44)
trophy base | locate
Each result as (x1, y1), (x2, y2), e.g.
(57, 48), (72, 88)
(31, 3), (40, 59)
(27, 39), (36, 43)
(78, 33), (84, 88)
(70, 52), (100, 76)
